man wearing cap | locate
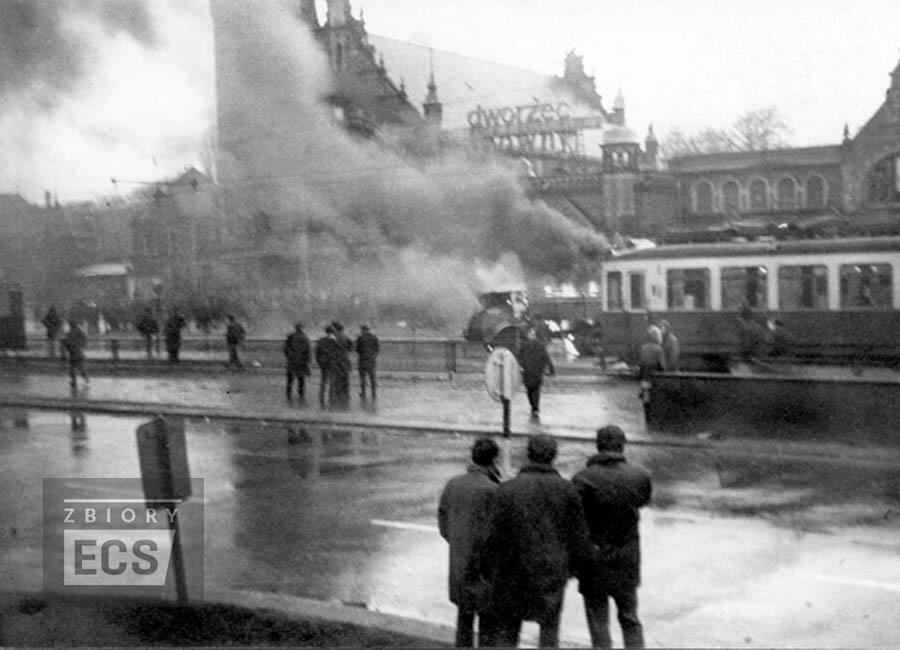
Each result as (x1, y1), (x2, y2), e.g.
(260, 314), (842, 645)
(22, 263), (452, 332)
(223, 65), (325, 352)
(438, 437), (502, 647)
(355, 324), (380, 402)
(572, 425), (652, 648)
(480, 434), (596, 648)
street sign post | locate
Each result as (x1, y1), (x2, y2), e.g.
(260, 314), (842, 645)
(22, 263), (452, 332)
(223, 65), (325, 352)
(485, 348), (520, 476)
(136, 416), (191, 604)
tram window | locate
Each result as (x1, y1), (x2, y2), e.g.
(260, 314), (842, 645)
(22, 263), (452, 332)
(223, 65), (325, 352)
(629, 273), (646, 310)
(607, 271), (623, 311)
(778, 265), (828, 309)
(667, 268), (710, 310)
(721, 266), (768, 310)
(840, 264), (892, 309)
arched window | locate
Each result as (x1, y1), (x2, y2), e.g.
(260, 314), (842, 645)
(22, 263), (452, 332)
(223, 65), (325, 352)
(695, 181), (714, 214)
(776, 177), (797, 210)
(749, 178), (768, 211)
(722, 181), (740, 213)
(867, 155), (900, 204)
(806, 175), (826, 209)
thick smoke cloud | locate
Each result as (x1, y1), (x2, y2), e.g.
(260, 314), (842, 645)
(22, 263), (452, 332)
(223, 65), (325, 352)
(211, 0), (606, 332)
(0, 0), (157, 109)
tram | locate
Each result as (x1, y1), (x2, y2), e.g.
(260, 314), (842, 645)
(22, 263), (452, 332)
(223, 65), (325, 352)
(597, 236), (900, 370)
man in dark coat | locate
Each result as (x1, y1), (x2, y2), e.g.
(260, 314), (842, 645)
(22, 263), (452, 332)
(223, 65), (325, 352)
(517, 327), (556, 422)
(314, 325), (338, 409)
(330, 321), (353, 409)
(164, 308), (186, 363)
(225, 314), (246, 368)
(355, 324), (380, 401)
(637, 326), (666, 425)
(41, 306), (62, 358)
(283, 322), (311, 402)
(480, 434), (596, 648)
(62, 320), (89, 389)
(572, 425), (652, 649)
(438, 437), (501, 647)
(135, 306), (159, 359)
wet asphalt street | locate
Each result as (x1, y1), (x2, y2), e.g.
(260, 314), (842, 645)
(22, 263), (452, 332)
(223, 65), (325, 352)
(1, 368), (900, 647)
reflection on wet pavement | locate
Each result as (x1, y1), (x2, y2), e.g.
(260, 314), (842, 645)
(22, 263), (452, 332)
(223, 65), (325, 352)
(1, 408), (899, 646)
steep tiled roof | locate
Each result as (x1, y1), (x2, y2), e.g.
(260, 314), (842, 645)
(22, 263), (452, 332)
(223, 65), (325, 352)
(669, 145), (844, 173)
(368, 35), (607, 132)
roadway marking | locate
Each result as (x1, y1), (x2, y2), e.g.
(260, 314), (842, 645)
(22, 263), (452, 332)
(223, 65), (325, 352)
(811, 574), (900, 592)
(370, 519), (439, 534)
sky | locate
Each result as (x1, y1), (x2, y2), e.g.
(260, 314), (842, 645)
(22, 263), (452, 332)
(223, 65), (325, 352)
(2, 0), (900, 203)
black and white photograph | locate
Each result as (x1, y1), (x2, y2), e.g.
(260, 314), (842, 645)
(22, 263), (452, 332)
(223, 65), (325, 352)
(1, 0), (900, 646)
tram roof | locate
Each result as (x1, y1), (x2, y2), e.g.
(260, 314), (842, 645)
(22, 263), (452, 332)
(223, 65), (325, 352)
(609, 236), (900, 261)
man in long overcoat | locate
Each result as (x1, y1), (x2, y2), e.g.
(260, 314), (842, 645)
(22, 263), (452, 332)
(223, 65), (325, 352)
(164, 308), (186, 363)
(480, 434), (596, 648)
(572, 425), (652, 648)
(314, 325), (338, 409)
(438, 437), (501, 647)
(330, 321), (352, 409)
(283, 322), (311, 402)
(355, 324), (380, 401)
(517, 327), (556, 422)
(41, 306), (62, 358)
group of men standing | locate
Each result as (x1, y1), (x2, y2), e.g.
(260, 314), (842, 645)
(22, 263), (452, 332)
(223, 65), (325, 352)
(281, 321), (380, 409)
(439, 428), (652, 648)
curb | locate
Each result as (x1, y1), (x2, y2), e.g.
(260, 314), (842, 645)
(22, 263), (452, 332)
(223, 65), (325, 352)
(206, 588), (455, 646)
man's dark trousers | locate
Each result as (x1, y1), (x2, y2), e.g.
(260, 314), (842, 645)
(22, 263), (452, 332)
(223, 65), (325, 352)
(491, 588), (564, 648)
(525, 381), (542, 415)
(286, 365), (306, 400)
(455, 607), (498, 647)
(358, 365), (376, 400)
(584, 587), (644, 648)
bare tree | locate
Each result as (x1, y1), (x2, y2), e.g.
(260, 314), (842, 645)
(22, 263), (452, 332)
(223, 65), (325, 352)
(662, 106), (791, 159)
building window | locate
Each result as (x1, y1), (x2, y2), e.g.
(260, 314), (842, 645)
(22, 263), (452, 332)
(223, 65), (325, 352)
(722, 181), (740, 213)
(721, 266), (768, 310)
(694, 181), (714, 214)
(776, 177), (798, 210)
(778, 265), (828, 309)
(667, 268), (710, 310)
(607, 271), (623, 311)
(335, 43), (343, 69)
(629, 273), (645, 310)
(749, 178), (768, 211)
(867, 155), (900, 204)
(806, 174), (826, 208)
(840, 264), (892, 309)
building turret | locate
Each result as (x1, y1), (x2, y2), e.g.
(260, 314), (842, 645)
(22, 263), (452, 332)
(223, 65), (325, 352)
(422, 53), (443, 127)
(887, 54), (900, 121)
(842, 122), (851, 144)
(644, 124), (659, 165)
(298, 0), (319, 27)
(326, 0), (351, 27)
(612, 88), (626, 125)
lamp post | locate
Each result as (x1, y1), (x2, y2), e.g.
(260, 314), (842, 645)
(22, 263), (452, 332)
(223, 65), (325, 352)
(152, 282), (163, 356)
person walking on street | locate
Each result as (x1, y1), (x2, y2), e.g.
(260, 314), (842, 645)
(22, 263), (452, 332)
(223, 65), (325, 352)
(480, 434), (596, 648)
(572, 425), (652, 648)
(135, 306), (159, 359)
(638, 326), (666, 425)
(283, 322), (311, 402)
(164, 308), (186, 363)
(315, 325), (338, 409)
(517, 327), (556, 422)
(438, 437), (502, 647)
(355, 324), (380, 401)
(62, 320), (89, 389)
(226, 314), (246, 369)
(42, 306), (63, 358)
(330, 321), (352, 409)
(657, 320), (680, 372)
